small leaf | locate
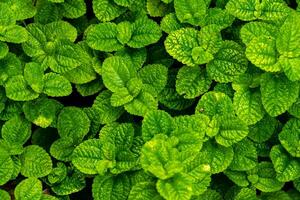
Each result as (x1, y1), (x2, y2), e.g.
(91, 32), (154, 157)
(92, 0), (126, 22)
(1, 116), (31, 145)
(127, 16), (162, 48)
(174, 0), (207, 26)
(279, 118), (300, 158)
(57, 107), (90, 141)
(142, 110), (174, 141)
(176, 66), (211, 99)
(43, 73), (72, 97)
(260, 73), (299, 117)
(86, 23), (123, 52)
(20, 145), (52, 178)
(24, 62), (44, 93)
(270, 145), (300, 182)
(5, 75), (39, 101)
(14, 178), (42, 200)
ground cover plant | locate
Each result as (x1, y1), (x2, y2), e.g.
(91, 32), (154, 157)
(0, 0), (300, 199)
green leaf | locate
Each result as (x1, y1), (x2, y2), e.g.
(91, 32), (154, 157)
(165, 28), (199, 66)
(248, 115), (277, 143)
(240, 21), (277, 45)
(50, 137), (76, 161)
(270, 145), (300, 182)
(111, 78), (143, 107)
(34, 0), (62, 24)
(61, 0), (86, 19)
(43, 73), (72, 97)
(51, 170), (86, 195)
(72, 139), (106, 175)
(0, 25), (28, 44)
(279, 118), (300, 158)
(92, 174), (131, 200)
(76, 78), (104, 96)
(127, 16), (162, 48)
(176, 66), (211, 99)
(0, 52), (22, 85)
(1, 116), (31, 145)
(195, 91), (234, 118)
(92, 0), (126, 22)
(102, 56), (137, 92)
(156, 174), (193, 200)
(139, 64), (168, 97)
(288, 96), (300, 118)
(233, 89), (265, 125)
(86, 23), (123, 52)
(142, 110), (174, 141)
(24, 62), (44, 93)
(23, 97), (63, 128)
(224, 170), (250, 187)
(160, 13), (184, 34)
(226, 0), (257, 21)
(0, 189), (10, 200)
(192, 189), (222, 200)
(234, 188), (258, 200)
(124, 91), (158, 116)
(207, 41), (248, 83)
(22, 23), (47, 58)
(174, 0), (207, 26)
(91, 90), (124, 124)
(4, 0), (36, 20)
(116, 21), (132, 45)
(277, 12), (300, 58)
(20, 145), (52, 178)
(247, 162), (284, 192)
(259, 0), (291, 21)
(0, 41), (8, 59)
(5, 75), (39, 101)
(197, 140), (233, 173)
(199, 8), (235, 29)
(14, 178), (42, 200)
(260, 73), (299, 117)
(215, 114), (249, 147)
(246, 36), (280, 72)
(147, 0), (172, 17)
(48, 162), (67, 184)
(0, 150), (14, 185)
(57, 107), (90, 141)
(229, 139), (257, 171)
(44, 20), (77, 42)
(128, 182), (163, 200)
(141, 134), (183, 179)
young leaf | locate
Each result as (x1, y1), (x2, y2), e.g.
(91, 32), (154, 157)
(174, 0), (207, 26)
(279, 118), (300, 158)
(86, 23), (123, 52)
(176, 66), (211, 99)
(57, 107), (90, 141)
(20, 145), (53, 178)
(260, 73), (299, 117)
(14, 178), (42, 200)
(43, 73), (72, 97)
(102, 56), (137, 92)
(165, 28), (199, 66)
(1, 116), (31, 146)
(0, 150), (14, 185)
(5, 75), (39, 101)
(270, 145), (300, 182)
(127, 16), (162, 48)
(207, 41), (248, 83)
(92, 174), (131, 200)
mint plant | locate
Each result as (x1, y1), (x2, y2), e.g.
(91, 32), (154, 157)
(0, 0), (300, 200)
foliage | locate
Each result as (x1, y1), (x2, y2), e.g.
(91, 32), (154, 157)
(0, 0), (299, 200)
